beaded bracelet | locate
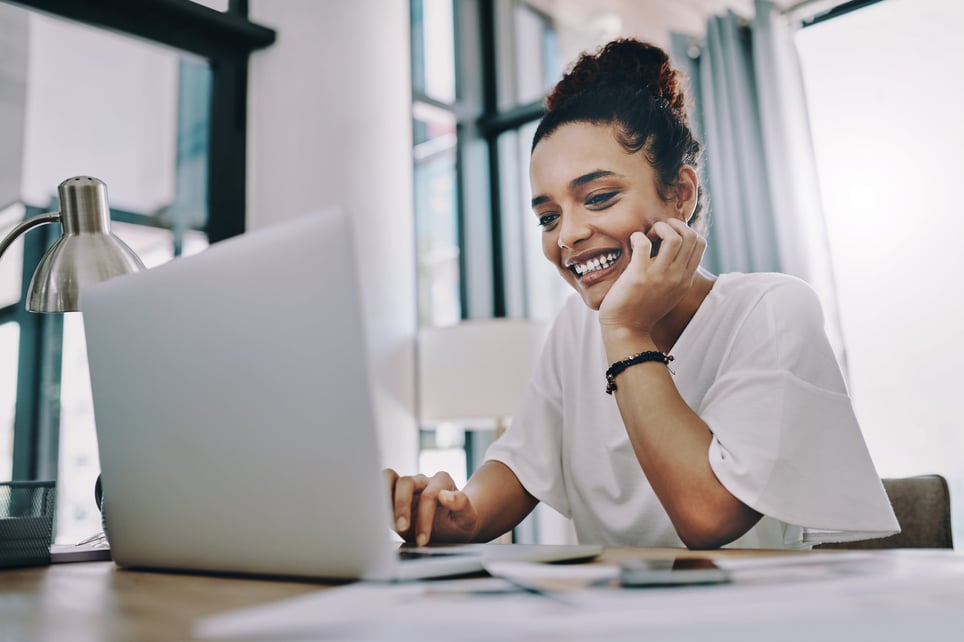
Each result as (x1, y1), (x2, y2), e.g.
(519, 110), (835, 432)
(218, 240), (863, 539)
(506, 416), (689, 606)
(605, 351), (674, 395)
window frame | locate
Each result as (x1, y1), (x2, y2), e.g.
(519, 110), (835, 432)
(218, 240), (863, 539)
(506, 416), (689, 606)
(411, 0), (559, 480)
(2, 0), (275, 481)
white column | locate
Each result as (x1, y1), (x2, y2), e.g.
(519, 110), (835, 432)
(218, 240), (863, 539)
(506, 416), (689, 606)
(248, 0), (417, 472)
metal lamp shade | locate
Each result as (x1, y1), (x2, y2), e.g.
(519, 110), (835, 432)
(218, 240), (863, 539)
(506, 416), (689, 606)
(27, 231), (144, 312)
(26, 176), (145, 312)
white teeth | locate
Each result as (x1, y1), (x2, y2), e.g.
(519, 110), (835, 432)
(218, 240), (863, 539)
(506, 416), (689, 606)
(572, 252), (619, 276)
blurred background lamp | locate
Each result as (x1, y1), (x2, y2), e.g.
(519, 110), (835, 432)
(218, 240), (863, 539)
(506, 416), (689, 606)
(417, 318), (549, 437)
(0, 176), (144, 312)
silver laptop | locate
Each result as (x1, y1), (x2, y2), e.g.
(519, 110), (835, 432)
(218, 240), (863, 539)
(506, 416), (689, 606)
(81, 209), (599, 581)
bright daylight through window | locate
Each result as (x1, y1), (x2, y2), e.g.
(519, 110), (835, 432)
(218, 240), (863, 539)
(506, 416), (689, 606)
(796, 0), (964, 546)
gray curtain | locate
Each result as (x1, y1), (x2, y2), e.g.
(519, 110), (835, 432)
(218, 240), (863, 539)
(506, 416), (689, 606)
(670, 0), (847, 367)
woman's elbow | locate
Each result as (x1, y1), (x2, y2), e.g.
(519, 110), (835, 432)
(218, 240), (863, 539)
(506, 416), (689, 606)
(674, 504), (763, 550)
(678, 529), (731, 550)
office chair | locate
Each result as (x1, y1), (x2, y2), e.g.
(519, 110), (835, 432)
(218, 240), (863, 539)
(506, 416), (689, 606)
(818, 474), (954, 549)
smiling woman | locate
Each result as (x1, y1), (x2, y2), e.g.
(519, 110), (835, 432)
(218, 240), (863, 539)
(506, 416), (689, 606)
(386, 37), (901, 551)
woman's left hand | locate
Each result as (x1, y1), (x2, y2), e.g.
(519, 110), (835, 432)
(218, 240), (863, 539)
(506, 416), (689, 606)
(598, 218), (706, 336)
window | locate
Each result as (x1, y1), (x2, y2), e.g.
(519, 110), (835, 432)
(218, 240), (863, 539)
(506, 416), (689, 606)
(412, 0), (461, 328)
(0, 322), (18, 477)
(413, 104), (461, 328)
(5, 8), (214, 542)
(410, 0), (569, 540)
(507, 1), (561, 108)
(490, 3), (565, 321)
(411, 0), (466, 481)
(411, 0), (565, 332)
(796, 0), (964, 544)
(2, 0), (272, 543)
(0, 208), (25, 474)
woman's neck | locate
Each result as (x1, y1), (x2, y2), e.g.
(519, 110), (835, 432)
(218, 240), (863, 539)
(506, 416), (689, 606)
(651, 268), (717, 353)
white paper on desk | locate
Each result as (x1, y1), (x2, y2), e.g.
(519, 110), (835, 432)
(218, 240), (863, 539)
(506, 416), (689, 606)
(194, 584), (417, 640)
(194, 579), (572, 641)
(195, 551), (964, 642)
(195, 561), (615, 640)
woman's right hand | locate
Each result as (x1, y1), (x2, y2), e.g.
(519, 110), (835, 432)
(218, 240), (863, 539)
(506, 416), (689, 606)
(598, 219), (706, 340)
(383, 469), (480, 546)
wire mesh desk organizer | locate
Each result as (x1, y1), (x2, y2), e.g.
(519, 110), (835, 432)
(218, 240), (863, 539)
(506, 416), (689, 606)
(0, 480), (56, 568)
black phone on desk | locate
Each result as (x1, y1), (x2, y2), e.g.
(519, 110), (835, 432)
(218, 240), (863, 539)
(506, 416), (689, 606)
(619, 557), (730, 587)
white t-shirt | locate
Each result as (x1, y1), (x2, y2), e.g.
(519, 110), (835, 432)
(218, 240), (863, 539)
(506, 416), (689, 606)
(485, 272), (899, 548)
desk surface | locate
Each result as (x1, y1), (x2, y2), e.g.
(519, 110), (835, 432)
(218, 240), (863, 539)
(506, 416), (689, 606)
(2, 558), (319, 642)
(0, 547), (768, 641)
(3, 547), (961, 642)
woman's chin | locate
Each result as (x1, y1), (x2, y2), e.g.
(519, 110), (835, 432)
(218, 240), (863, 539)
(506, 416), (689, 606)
(576, 283), (609, 311)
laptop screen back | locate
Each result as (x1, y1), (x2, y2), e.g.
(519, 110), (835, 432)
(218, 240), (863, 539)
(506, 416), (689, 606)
(81, 210), (396, 580)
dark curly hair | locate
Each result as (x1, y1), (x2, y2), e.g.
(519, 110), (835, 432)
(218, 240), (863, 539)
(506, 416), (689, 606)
(533, 39), (706, 232)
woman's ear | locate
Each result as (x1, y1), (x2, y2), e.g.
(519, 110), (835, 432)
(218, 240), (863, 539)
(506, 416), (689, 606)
(673, 166), (699, 223)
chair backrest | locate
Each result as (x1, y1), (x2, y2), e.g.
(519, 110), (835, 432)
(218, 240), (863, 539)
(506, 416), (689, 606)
(819, 474), (953, 549)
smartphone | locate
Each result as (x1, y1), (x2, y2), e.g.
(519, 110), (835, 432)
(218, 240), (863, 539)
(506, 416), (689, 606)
(619, 557), (730, 587)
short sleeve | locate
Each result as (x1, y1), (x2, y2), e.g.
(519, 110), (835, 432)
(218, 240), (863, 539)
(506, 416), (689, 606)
(702, 278), (899, 537)
(483, 318), (571, 518)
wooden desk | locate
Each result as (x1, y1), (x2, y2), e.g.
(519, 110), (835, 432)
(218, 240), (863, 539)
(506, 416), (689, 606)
(0, 547), (802, 641)
(1, 561), (319, 642)
(3, 547), (955, 641)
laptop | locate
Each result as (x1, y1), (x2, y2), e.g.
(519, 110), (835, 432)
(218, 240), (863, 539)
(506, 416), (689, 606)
(81, 209), (600, 581)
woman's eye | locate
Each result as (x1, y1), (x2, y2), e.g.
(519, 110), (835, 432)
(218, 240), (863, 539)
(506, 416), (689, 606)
(585, 191), (617, 207)
(538, 213), (559, 228)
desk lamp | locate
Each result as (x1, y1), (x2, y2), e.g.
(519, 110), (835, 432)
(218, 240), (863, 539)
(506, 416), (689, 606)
(417, 318), (549, 438)
(0, 176), (144, 312)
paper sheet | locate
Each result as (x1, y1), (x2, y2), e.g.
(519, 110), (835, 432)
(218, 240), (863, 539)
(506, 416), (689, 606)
(194, 550), (964, 641)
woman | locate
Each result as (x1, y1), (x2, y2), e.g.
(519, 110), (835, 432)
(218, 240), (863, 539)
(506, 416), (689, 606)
(386, 38), (898, 549)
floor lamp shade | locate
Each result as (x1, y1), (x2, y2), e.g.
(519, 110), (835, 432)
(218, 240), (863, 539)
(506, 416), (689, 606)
(417, 319), (549, 427)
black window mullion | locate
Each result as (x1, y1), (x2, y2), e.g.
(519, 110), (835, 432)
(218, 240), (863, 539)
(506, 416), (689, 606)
(5, 0), (274, 59)
(206, 52), (249, 243)
(800, 0), (886, 27)
(478, 0), (505, 319)
(477, 100), (545, 138)
(227, 0), (248, 17)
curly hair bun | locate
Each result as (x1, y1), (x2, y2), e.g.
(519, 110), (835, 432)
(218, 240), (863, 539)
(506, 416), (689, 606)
(546, 39), (689, 126)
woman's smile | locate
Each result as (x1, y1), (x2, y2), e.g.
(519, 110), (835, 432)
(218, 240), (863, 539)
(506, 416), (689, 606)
(565, 248), (623, 286)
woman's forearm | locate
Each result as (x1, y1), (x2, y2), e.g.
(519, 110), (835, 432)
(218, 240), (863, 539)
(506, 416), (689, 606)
(463, 460), (539, 542)
(604, 332), (761, 548)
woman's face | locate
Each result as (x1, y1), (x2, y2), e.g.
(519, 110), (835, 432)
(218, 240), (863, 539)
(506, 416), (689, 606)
(529, 122), (684, 310)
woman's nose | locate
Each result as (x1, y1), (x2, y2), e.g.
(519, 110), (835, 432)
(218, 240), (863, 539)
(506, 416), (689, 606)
(557, 211), (591, 249)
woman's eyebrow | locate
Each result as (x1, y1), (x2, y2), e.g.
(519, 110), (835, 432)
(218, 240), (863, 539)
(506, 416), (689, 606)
(570, 169), (618, 189)
(531, 194), (550, 208)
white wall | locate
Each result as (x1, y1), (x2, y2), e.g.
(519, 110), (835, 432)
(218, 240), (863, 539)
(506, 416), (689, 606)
(796, 0), (964, 545)
(20, 11), (178, 213)
(527, 0), (758, 62)
(0, 5), (28, 209)
(247, 0), (418, 472)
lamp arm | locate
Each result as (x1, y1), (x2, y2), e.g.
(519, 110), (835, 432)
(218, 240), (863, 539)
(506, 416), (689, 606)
(0, 212), (61, 262)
